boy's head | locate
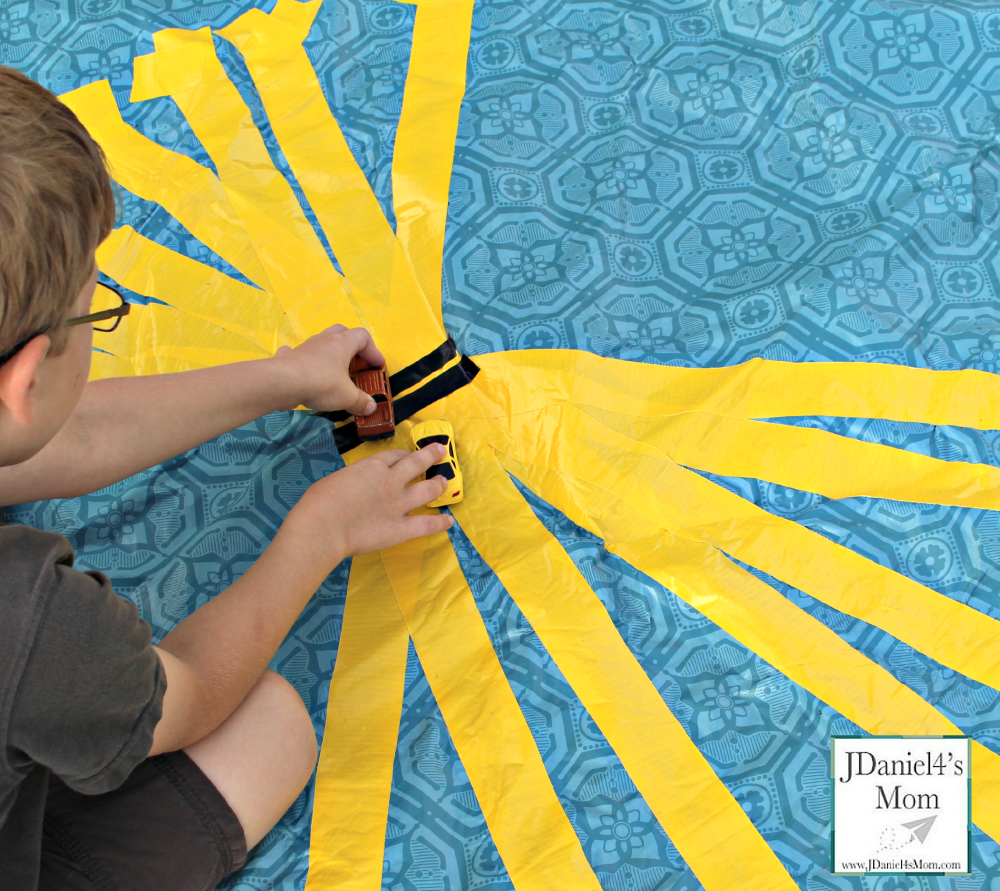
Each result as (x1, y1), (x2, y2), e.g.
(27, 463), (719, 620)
(0, 66), (115, 465)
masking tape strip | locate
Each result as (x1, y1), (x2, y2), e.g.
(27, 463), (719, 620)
(97, 227), (294, 354)
(59, 80), (270, 291)
(583, 407), (1000, 511)
(496, 452), (1000, 842)
(379, 532), (602, 891)
(305, 553), (408, 891)
(473, 351), (1000, 430)
(131, 27), (358, 341)
(218, 0), (446, 369)
(392, 0), (474, 317)
(496, 402), (1000, 692)
(450, 426), (799, 891)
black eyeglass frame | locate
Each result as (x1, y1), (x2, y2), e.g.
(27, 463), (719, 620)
(67, 284), (131, 332)
(0, 284), (131, 366)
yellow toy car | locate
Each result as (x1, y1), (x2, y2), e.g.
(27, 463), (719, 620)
(410, 419), (463, 507)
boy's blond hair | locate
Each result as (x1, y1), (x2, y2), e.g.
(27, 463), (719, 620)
(0, 66), (115, 355)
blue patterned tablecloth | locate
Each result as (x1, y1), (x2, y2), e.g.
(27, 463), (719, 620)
(8, 0), (1000, 888)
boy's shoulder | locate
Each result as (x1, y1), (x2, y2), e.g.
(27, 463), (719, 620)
(0, 525), (91, 703)
(0, 523), (76, 623)
(0, 523), (149, 659)
(0, 520), (161, 783)
(0, 522), (150, 699)
(0, 522), (164, 868)
(0, 523), (78, 622)
(0, 521), (74, 561)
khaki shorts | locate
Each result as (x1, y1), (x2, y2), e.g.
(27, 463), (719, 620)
(40, 751), (247, 891)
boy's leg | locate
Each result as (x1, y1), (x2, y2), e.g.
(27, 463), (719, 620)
(184, 669), (318, 850)
(39, 670), (317, 891)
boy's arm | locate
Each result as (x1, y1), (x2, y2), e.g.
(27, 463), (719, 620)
(148, 443), (452, 755)
(0, 326), (382, 506)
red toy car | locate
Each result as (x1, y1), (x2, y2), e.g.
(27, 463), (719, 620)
(349, 356), (395, 440)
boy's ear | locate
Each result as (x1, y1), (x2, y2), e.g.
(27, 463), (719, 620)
(0, 335), (51, 425)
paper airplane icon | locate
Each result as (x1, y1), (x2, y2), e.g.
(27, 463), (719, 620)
(901, 815), (937, 844)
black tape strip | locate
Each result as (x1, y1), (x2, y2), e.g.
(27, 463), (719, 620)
(332, 355), (480, 454)
(316, 338), (458, 424)
(390, 337), (458, 394)
(331, 423), (361, 452)
(392, 354), (479, 420)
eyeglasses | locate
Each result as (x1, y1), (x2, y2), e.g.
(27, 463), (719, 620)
(0, 283), (131, 366)
(67, 283), (131, 332)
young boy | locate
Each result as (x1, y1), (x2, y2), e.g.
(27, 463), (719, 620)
(0, 66), (453, 890)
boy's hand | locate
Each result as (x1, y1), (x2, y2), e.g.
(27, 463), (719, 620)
(272, 325), (385, 416)
(285, 444), (454, 560)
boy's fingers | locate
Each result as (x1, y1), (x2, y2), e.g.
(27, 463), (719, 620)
(348, 388), (376, 416)
(404, 477), (448, 511)
(404, 512), (454, 540)
(371, 449), (411, 466)
(394, 444), (447, 481)
(346, 327), (385, 368)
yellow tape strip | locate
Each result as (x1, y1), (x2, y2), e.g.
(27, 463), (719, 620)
(496, 452), (1000, 842)
(90, 282), (124, 315)
(584, 407), (1000, 511)
(449, 421), (798, 891)
(89, 350), (135, 382)
(495, 402), (1000, 691)
(131, 27), (359, 341)
(97, 227), (293, 353)
(60, 80), (270, 290)
(501, 453), (955, 736)
(473, 351), (1000, 429)
(392, 0), (474, 318)
(973, 744), (1000, 841)
(379, 530), (600, 891)
(305, 553), (409, 891)
(218, 1), (446, 370)
(96, 301), (269, 375)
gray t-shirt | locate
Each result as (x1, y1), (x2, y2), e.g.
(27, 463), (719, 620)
(0, 525), (165, 888)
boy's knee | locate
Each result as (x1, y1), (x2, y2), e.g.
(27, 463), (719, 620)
(184, 671), (318, 850)
(252, 671), (317, 779)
